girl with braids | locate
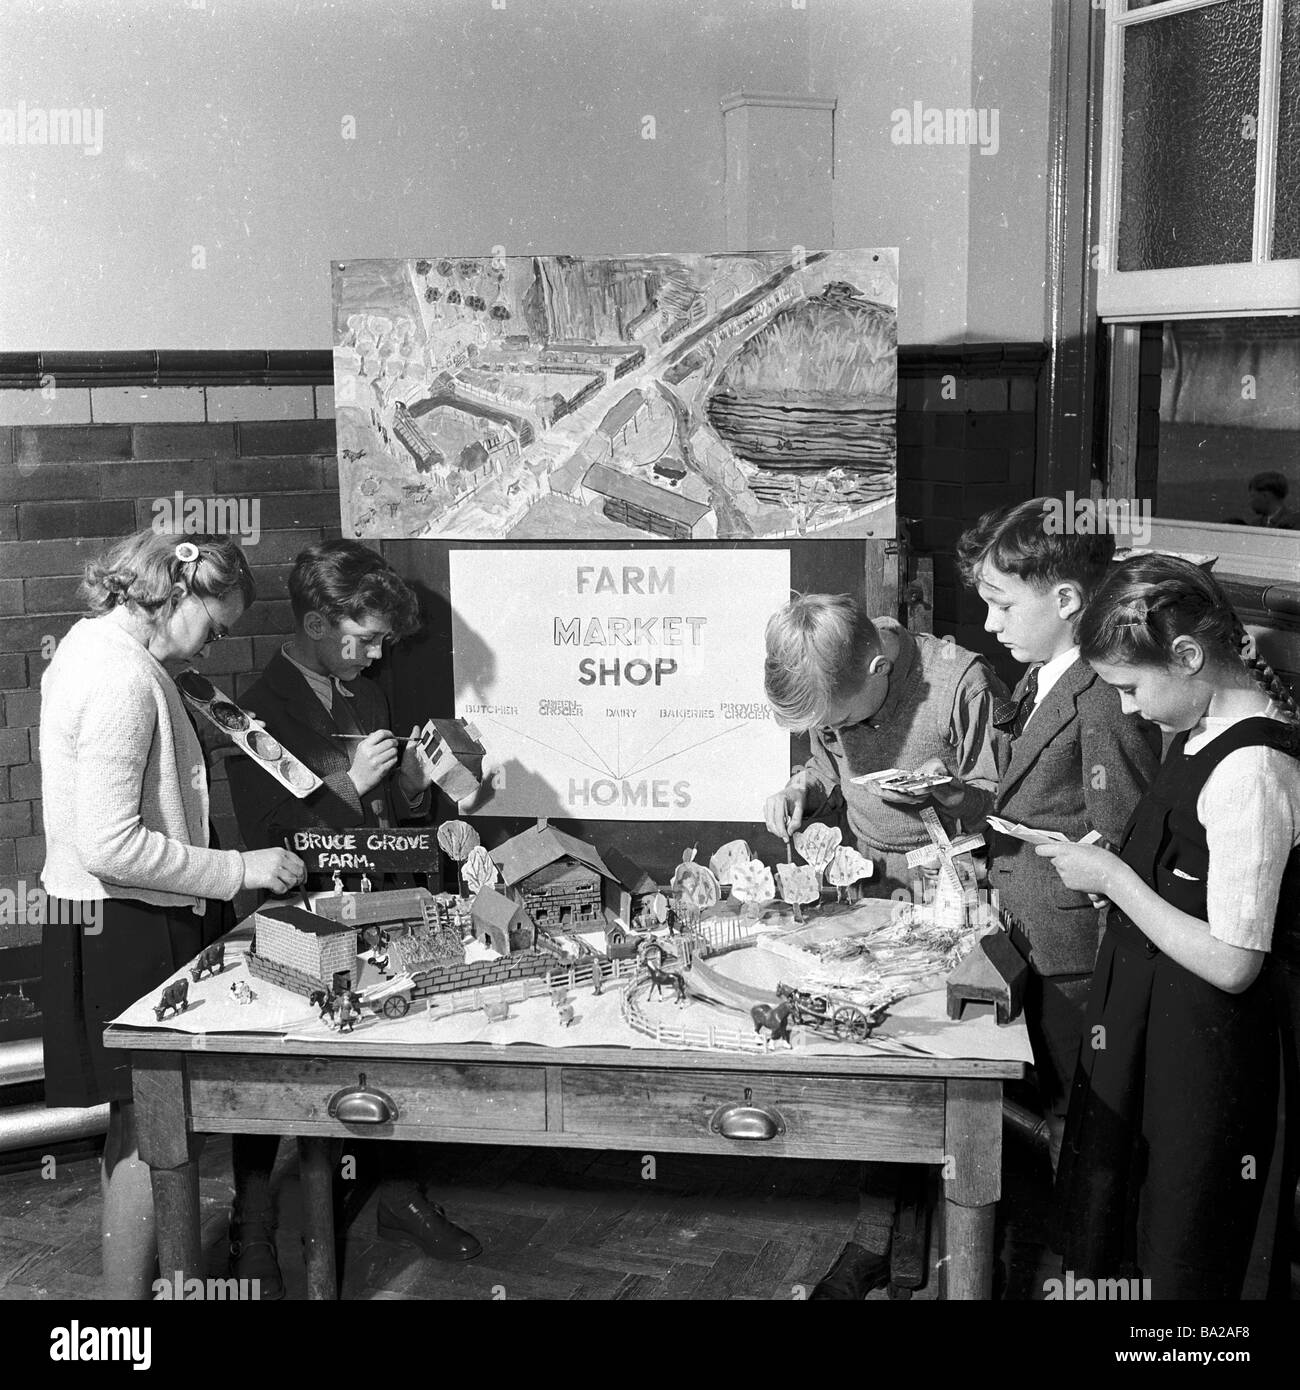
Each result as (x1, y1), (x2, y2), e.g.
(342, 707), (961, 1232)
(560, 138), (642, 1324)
(39, 529), (305, 1298)
(1035, 554), (1300, 1299)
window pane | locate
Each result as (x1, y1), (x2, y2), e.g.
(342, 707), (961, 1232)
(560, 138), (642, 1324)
(1118, 0), (1262, 270)
(1153, 317), (1300, 528)
(1275, 0), (1300, 258)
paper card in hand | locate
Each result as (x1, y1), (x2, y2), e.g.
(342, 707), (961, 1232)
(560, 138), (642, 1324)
(851, 767), (954, 795)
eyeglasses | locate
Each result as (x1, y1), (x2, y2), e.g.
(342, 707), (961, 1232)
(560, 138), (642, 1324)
(197, 594), (228, 643)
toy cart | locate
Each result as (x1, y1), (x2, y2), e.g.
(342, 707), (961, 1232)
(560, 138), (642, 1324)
(776, 983), (883, 1042)
(360, 973), (417, 1019)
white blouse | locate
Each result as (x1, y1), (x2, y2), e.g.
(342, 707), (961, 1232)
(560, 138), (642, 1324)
(1187, 703), (1300, 952)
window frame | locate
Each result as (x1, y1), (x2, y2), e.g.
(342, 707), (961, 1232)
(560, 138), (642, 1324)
(1097, 0), (1300, 322)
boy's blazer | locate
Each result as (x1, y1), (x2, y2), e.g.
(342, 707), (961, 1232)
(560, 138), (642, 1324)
(225, 650), (418, 855)
(990, 656), (1161, 976)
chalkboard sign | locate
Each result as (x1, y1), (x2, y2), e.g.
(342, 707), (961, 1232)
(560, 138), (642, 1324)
(285, 827), (440, 874)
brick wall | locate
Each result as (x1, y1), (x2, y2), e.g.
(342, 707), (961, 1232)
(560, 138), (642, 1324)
(0, 385), (341, 1000)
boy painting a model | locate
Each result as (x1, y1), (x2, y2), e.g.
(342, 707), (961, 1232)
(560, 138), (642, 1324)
(225, 539), (480, 1295)
(763, 592), (1006, 890)
(761, 592), (1007, 1298)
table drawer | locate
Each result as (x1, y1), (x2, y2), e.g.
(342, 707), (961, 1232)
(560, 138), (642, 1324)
(559, 1068), (946, 1161)
(188, 1055), (547, 1137)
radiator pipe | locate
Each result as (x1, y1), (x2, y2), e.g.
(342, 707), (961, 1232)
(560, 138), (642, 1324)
(1002, 1097), (1051, 1152)
(0, 1101), (109, 1154)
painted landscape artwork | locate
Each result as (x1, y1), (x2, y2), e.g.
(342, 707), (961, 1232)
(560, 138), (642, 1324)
(330, 250), (897, 541)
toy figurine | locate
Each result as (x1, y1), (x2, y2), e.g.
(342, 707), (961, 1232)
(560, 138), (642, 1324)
(153, 979), (189, 1021)
(189, 941), (225, 982)
(558, 1003), (575, 1028)
(750, 999), (795, 1049)
(335, 990), (362, 1033)
(359, 873), (372, 894)
(228, 980), (255, 1005)
(308, 988), (337, 1025)
(645, 962), (686, 1005)
(331, 870), (345, 895)
(591, 962), (604, 997)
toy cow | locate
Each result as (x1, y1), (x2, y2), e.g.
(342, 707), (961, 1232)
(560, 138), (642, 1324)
(154, 979), (189, 1021)
(190, 942), (225, 982)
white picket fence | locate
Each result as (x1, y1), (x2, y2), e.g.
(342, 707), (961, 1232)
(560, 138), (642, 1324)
(620, 978), (768, 1054)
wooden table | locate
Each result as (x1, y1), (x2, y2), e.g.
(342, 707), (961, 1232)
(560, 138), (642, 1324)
(105, 1023), (1024, 1300)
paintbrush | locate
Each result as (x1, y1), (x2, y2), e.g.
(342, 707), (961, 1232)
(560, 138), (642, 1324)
(331, 733), (418, 745)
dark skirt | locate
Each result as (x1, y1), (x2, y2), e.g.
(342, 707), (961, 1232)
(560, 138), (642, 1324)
(41, 895), (231, 1108)
(1054, 913), (1278, 1299)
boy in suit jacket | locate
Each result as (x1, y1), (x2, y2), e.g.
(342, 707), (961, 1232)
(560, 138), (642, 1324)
(224, 540), (480, 1294)
(956, 500), (1161, 1168)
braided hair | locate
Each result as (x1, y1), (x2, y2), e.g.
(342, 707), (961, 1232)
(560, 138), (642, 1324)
(1078, 554), (1300, 735)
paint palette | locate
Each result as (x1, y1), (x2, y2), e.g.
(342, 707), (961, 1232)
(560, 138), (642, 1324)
(851, 767), (954, 796)
(175, 669), (322, 799)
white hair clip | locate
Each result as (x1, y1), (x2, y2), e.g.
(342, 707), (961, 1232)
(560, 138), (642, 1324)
(174, 541), (200, 563)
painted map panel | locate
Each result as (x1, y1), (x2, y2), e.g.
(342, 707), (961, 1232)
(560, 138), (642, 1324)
(331, 250), (897, 540)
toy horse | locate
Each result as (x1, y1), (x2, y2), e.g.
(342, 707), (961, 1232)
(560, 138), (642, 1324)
(750, 1000), (795, 1049)
(645, 962), (686, 1005)
(308, 989), (337, 1025)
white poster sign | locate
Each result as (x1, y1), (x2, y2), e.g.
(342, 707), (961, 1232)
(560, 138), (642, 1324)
(450, 549), (791, 820)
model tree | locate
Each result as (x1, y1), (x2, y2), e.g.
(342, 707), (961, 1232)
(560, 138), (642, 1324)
(437, 819), (481, 896)
(730, 859), (776, 922)
(463, 844), (497, 896)
(793, 824), (841, 879)
(826, 845), (875, 904)
(776, 863), (821, 923)
(671, 846), (719, 932)
(708, 839), (753, 897)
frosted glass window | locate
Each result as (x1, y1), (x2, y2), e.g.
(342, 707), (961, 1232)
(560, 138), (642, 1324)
(1118, 0), (1263, 270)
(1275, 0), (1300, 258)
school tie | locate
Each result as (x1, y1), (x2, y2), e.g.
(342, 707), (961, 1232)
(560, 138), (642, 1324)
(1009, 665), (1041, 740)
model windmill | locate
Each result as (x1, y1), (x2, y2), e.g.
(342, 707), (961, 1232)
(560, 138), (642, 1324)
(905, 806), (984, 925)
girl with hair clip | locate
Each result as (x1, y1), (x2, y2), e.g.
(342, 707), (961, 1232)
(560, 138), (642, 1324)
(39, 529), (305, 1299)
(1035, 554), (1300, 1300)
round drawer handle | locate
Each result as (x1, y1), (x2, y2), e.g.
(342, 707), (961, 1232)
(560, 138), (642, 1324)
(327, 1072), (399, 1124)
(709, 1087), (786, 1141)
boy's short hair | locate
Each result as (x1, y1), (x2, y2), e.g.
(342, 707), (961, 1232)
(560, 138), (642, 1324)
(1249, 470), (1288, 500)
(764, 593), (882, 731)
(955, 497), (1114, 598)
(289, 539), (421, 637)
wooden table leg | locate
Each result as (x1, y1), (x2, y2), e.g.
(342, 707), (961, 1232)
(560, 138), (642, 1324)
(132, 1053), (201, 1286)
(299, 1137), (338, 1300)
(942, 1078), (1002, 1299)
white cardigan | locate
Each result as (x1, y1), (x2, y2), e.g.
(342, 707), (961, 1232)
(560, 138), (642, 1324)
(39, 616), (245, 911)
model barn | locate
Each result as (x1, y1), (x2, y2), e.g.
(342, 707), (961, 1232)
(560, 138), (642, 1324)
(253, 904), (357, 984)
(469, 887), (534, 955)
(489, 819), (631, 932)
